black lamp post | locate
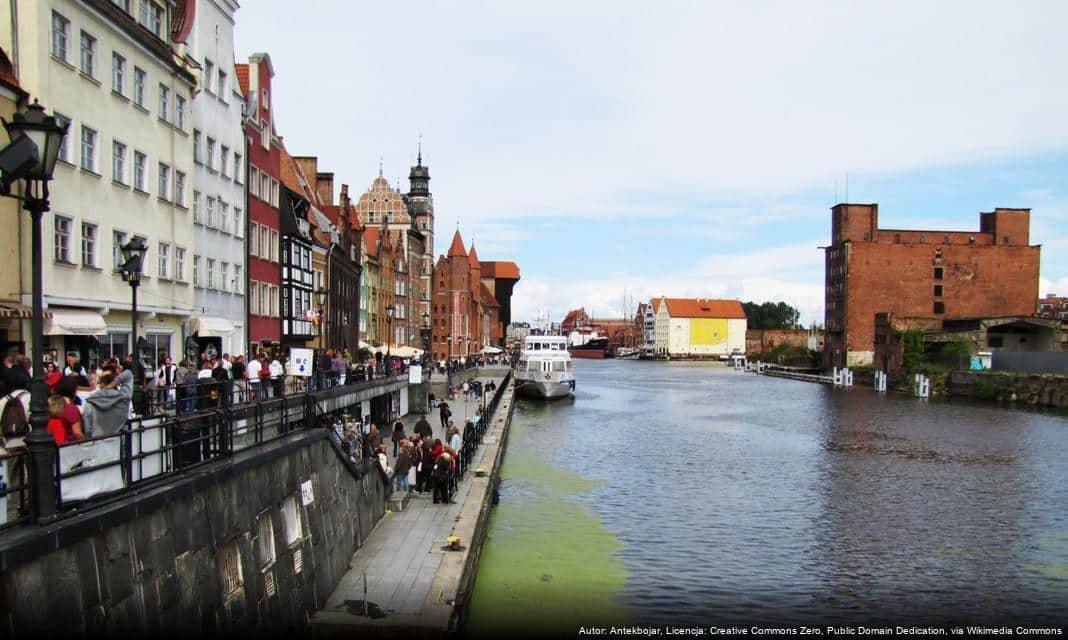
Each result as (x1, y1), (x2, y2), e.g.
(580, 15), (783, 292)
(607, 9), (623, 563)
(385, 304), (395, 360)
(0, 100), (68, 521)
(315, 287), (327, 351)
(120, 236), (147, 413)
(421, 311), (430, 363)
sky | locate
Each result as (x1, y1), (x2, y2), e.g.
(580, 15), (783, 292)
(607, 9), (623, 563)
(233, 1), (1068, 327)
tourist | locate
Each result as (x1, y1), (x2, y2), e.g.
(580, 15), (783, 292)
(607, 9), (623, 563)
(393, 440), (412, 493)
(448, 423), (462, 454)
(49, 391), (85, 443)
(82, 368), (133, 437)
(438, 400), (451, 430)
(432, 452), (453, 504)
(247, 353), (263, 399)
(391, 417), (406, 456)
(375, 444), (392, 489)
(419, 439), (434, 493)
(155, 355), (178, 410)
(269, 354), (284, 398)
(414, 412), (433, 440)
(367, 423), (382, 453)
(44, 362), (62, 394)
(175, 360), (197, 413)
(409, 437), (423, 493)
(230, 355), (247, 403)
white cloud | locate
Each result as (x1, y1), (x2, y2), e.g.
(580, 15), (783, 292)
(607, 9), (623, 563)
(1040, 277), (1068, 298)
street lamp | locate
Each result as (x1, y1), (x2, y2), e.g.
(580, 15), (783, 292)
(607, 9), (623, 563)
(315, 287), (327, 351)
(120, 236), (147, 413)
(0, 100), (69, 521)
(422, 311), (430, 363)
(385, 304), (395, 358)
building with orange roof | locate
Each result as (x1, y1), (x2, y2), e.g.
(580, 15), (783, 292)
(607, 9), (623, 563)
(480, 260), (520, 340)
(651, 297), (747, 358)
(429, 230), (504, 359)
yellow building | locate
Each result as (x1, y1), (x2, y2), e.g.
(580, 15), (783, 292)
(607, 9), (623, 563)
(0, 47), (28, 359)
(652, 297), (747, 358)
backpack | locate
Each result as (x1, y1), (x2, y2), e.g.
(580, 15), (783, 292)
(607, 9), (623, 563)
(432, 460), (450, 482)
(1, 390), (31, 439)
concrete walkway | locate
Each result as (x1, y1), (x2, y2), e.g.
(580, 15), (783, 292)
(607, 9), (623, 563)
(311, 376), (505, 634)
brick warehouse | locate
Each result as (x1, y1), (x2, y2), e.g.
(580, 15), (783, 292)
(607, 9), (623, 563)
(823, 203), (1041, 370)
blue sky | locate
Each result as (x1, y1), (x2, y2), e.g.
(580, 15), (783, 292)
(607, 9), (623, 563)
(234, 1), (1068, 326)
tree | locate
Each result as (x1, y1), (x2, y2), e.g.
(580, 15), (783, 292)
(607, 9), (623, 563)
(742, 301), (801, 329)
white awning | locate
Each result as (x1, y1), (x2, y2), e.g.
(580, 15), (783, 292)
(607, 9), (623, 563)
(44, 309), (107, 336)
(480, 345), (503, 354)
(188, 316), (236, 337)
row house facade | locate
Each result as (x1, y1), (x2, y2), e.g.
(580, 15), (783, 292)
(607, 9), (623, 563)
(236, 53), (282, 353)
(2, 0), (197, 370)
(0, 48), (28, 358)
(187, 0), (245, 360)
(429, 230), (500, 360)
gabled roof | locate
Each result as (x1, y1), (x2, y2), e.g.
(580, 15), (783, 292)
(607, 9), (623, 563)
(662, 298), (746, 319)
(0, 47), (23, 95)
(468, 244), (480, 268)
(479, 261), (520, 280)
(364, 227), (381, 258)
(447, 230), (467, 258)
(235, 63), (250, 96)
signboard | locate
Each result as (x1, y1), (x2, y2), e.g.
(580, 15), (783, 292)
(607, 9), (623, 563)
(290, 347), (314, 378)
(300, 480), (314, 506)
(408, 365), (422, 384)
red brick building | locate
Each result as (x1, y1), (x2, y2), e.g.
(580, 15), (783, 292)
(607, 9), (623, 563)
(429, 230), (501, 360)
(1037, 293), (1068, 322)
(237, 54), (282, 352)
(824, 203), (1041, 369)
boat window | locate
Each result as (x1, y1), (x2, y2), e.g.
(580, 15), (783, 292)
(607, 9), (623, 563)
(527, 361), (538, 372)
(552, 361), (565, 371)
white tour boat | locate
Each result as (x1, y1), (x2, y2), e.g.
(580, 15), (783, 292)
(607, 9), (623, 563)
(515, 335), (575, 400)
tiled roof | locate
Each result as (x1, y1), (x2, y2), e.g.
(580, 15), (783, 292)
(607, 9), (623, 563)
(0, 47), (22, 93)
(447, 230), (467, 258)
(467, 244), (480, 268)
(481, 283), (499, 307)
(479, 261), (520, 279)
(663, 298), (746, 319)
(235, 63), (250, 96)
(279, 147), (301, 193)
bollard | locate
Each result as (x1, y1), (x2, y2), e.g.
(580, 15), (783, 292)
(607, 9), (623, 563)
(914, 373), (930, 398)
(845, 368), (854, 388)
(833, 367), (841, 387)
(874, 371), (887, 392)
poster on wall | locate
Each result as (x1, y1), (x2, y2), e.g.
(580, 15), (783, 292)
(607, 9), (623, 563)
(290, 347), (314, 377)
(408, 365), (421, 384)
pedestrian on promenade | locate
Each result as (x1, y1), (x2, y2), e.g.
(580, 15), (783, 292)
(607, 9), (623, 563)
(410, 437), (423, 493)
(367, 423), (383, 453)
(432, 452), (453, 504)
(414, 413), (433, 440)
(393, 440), (412, 493)
(438, 400), (451, 430)
(448, 424), (462, 456)
(375, 444), (392, 492)
(391, 417), (405, 456)
(82, 368), (133, 437)
(419, 438), (434, 493)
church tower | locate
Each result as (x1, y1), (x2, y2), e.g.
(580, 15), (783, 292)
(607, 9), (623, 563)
(407, 141), (435, 323)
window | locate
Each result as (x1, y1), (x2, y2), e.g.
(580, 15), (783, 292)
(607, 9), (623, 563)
(933, 301), (945, 314)
(55, 216), (72, 262)
(174, 171), (185, 205)
(207, 259), (216, 289)
(220, 146), (229, 177)
(988, 335), (1004, 348)
(193, 129), (201, 163)
(260, 173), (269, 201)
(233, 266), (242, 294)
(192, 191), (201, 222)
(282, 496), (302, 546)
(270, 230), (279, 262)
(175, 95), (186, 130)
(110, 0), (130, 10)
(192, 254), (201, 286)
(112, 140), (127, 183)
(968, 236), (976, 245)
(368, 212), (375, 224)
(249, 281), (259, 314)
(217, 70), (227, 99)
(233, 208), (242, 237)
(133, 151), (146, 190)
(111, 52), (126, 94)
(51, 11), (70, 61)
(206, 197), (216, 227)
(271, 180), (279, 207)
(249, 222), (259, 255)
(174, 247), (185, 281)
(933, 285), (943, 297)
(220, 262), (229, 292)
(79, 31), (97, 77)
(206, 138), (216, 170)
(934, 267), (943, 280)
(249, 166), (259, 196)
(918, 233), (926, 244)
(257, 512), (275, 568)
(140, 0), (162, 37)
(234, 154), (243, 183)
(261, 121), (269, 149)
(81, 222), (97, 267)
(219, 201), (229, 232)
(203, 60), (215, 93)
(80, 126), (97, 172)
(259, 226), (268, 259)
(934, 249), (943, 261)
(113, 230), (127, 269)
(158, 242), (169, 278)
(158, 84), (169, 121)
(133, 67), (146, 106)
(54, 113), (71, 163)
(157, 163), (170, 200)
(943, 235), (950, 243)
(262, 88), (270, 110)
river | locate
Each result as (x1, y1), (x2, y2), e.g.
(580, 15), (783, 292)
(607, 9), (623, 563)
(467, 359), (1068, 632)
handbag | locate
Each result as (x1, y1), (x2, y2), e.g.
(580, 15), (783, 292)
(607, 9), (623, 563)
(407, 467), (417, 485)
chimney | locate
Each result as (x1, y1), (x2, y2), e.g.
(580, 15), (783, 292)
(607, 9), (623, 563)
(316, 172), (334, 206)
(338, 184), (351, 252)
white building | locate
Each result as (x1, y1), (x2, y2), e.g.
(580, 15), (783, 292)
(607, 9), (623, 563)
(653, 297), (747, 358)
(2, 0), (197, 370)
(187, 0), (245, 360)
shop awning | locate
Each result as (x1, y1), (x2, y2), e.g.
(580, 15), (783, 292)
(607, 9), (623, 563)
(188, 316), (236, 337)
(0, 301), (38, 319)
(44, 309), (107, 336)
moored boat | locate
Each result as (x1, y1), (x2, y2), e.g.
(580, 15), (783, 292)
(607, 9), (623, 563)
(515, 335), (575, 400)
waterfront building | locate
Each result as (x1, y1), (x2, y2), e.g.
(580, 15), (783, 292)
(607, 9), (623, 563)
(277, 152), (314, 350)
(0, 46), (28, 359)
(429, 230), (502, 359)
(651, 297), (747, 358)
(236, 53), (282, 353)
(187, 0), (245, 360)
(1037, 293), (1068, 322)
(1, 0), (197, 369)
(479, 260), (519, 343)
(403, 149), (434, 327)
(746, 328), (824, 355)
(823, 204), (1041, 369)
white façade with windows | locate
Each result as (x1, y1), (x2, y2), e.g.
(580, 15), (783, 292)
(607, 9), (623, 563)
(0, 0), (196, 370)
(187, 0), (245, 357)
